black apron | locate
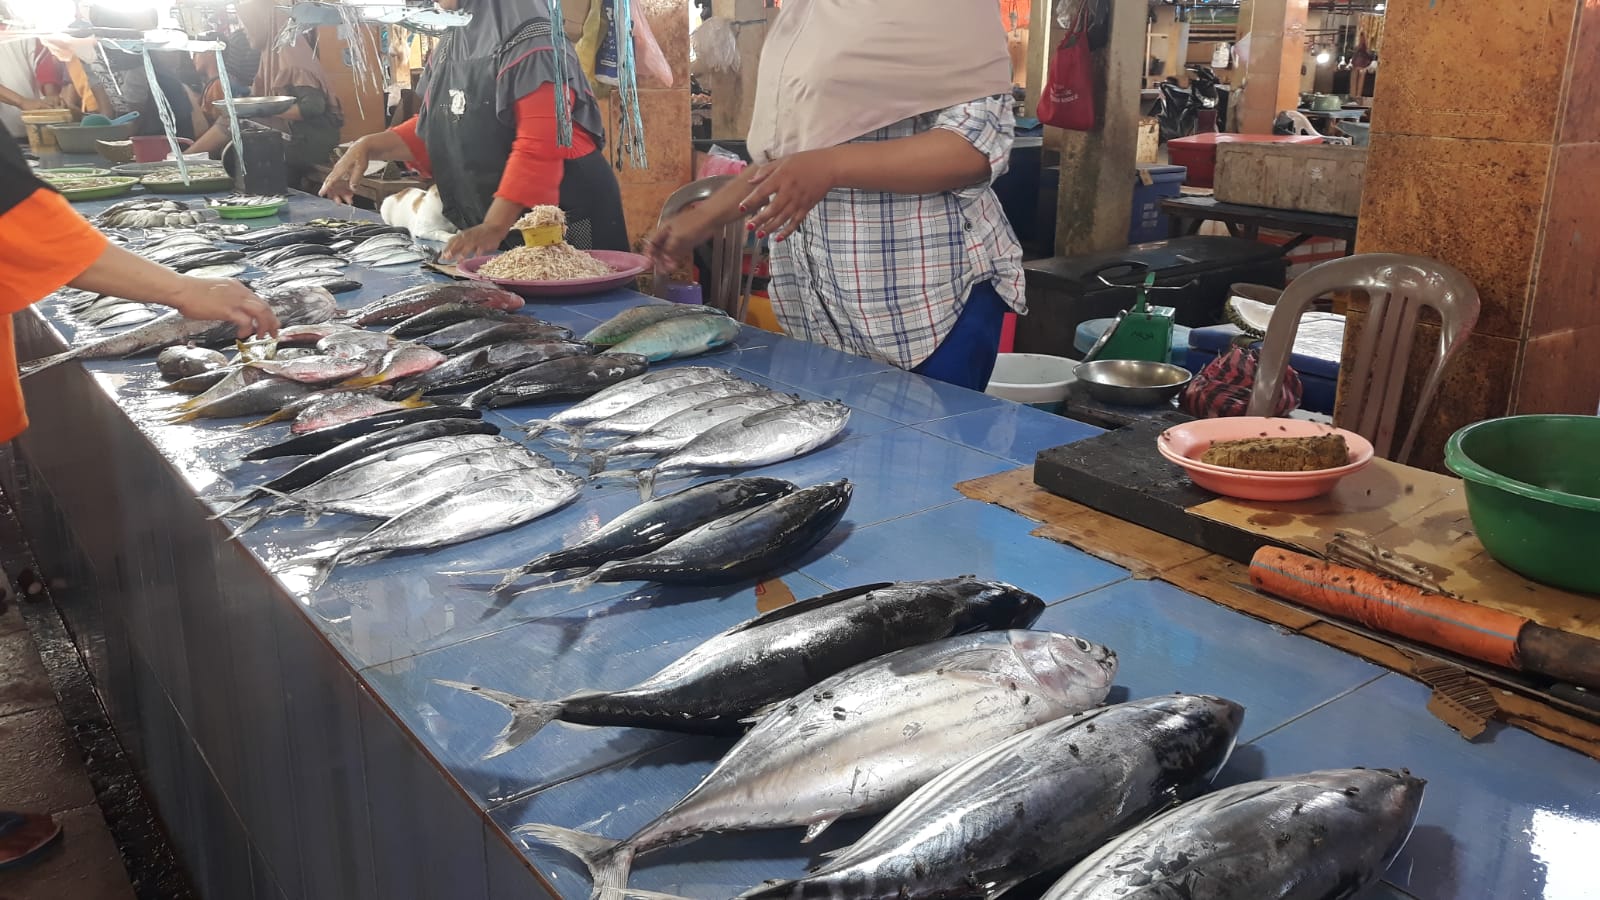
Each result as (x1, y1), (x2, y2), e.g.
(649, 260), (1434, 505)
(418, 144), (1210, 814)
(418, 21), (630, 252)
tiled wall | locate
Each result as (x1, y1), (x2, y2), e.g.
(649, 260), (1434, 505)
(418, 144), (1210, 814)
(1348, 0), (1600, 466)
(610, 0), (693, 249)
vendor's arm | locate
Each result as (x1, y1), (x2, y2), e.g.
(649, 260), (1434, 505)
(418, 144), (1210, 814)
(0, 84), (45, 111)
(744, 95), (1011, 239)
(318, 122), (418, 204)
(642, 175), (747, 269)
(440, 86), (598, 262)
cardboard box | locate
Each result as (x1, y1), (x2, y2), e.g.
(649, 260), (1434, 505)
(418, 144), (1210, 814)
(1213, 142), (1367, 217)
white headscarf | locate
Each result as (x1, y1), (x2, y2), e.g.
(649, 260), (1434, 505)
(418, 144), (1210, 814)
(746, 0), (1013, 162)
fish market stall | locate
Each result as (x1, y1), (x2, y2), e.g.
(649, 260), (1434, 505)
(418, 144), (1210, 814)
(4, 189), (1597, 900)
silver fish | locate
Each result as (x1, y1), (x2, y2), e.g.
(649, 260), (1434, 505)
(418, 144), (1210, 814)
(157, 346), (228, 381)
(585, 391), (799, 474)
(519, 630), (1119, 900)
(270, 445), (551, 522)
(169, 376), (312, 423)
(632, 400), (852, 499)
(556, 377), (764, 446)
(187, 262), (248, 279)
(1042, 768), (1426, 900)
(521, 366), (747, 440)
(94, 305), (162, 330)
(745, 695), (1246, 900)
(293, 465), (585, 589)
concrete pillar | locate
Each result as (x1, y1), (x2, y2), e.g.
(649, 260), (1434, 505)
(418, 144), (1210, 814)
(1054, 0), (1145, 255)
(1235, 0), (1309, 134)
(706, 0), (771, 141)
(1345, 0), (1600, 468)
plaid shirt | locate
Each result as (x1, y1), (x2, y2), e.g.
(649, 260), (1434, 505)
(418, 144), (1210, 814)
(767, 95), (1027, 370)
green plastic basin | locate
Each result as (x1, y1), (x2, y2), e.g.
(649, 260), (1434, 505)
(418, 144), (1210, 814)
(1444, 415), (1600, 594)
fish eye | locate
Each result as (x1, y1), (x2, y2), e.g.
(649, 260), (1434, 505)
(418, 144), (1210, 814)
(1074, 638), (1092, 652)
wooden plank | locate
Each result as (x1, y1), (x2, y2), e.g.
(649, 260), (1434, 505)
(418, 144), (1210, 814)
(1214, 143), (1369, 217)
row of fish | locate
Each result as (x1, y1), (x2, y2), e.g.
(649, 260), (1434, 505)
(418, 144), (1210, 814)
(94, 197), (218, 229)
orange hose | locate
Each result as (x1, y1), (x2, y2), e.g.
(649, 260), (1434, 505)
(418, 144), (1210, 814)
(1249, 547), (1526, 670)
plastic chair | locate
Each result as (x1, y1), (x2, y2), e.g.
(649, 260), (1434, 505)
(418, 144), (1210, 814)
(1246, 253), (1481, 464)
(1277, 109), (1353, 145)
(654, 176), (758, 321)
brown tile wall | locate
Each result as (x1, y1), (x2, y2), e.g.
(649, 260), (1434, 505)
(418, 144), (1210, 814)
(611, 0), (693, 249)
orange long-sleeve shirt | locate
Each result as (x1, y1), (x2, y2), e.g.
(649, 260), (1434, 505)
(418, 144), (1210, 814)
(0, 188), (110, 441)
(391, 84), (597, 210)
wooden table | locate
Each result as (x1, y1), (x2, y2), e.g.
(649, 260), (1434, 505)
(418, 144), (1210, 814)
(1162, 194), (1358, 255)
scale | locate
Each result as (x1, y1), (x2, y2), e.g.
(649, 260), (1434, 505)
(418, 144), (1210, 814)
(1080, 267), (1193, 363)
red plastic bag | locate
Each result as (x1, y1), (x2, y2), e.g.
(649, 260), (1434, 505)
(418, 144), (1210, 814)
(1179, 345), (1303, 418)
(1037, 25), (1096, 131)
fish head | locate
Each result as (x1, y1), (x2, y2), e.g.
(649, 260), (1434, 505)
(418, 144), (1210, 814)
(1008, 631), (1118, 707)
(730, 476), (799, 507)
(1131, 694), (1247, 792)
(948, 578), (1046, 632)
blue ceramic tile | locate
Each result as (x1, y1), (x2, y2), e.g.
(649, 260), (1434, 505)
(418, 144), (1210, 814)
(1223, 674), (1600, 900)
(742, 427), (1017, 528)
(914, 403), (1104, 466)
(815, 367), (1010, 426)
(490, 739), (878, 899)
(358, 681), (492, 900)
(802, 499), (1128, 600)
(718, 333), (899, 387)
(1037, 580), (1387, 740)
(273, 603), (379, 900)
(363, 572), (834, 808)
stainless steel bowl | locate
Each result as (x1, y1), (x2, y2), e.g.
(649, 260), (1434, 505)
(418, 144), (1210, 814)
(226, 96), (297, 118)
(1073, 359), (1192, 407)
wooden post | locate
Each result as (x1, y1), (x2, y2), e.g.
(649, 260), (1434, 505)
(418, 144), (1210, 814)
(707, 0), (771, 142)
(1055, 0), (1146, 255)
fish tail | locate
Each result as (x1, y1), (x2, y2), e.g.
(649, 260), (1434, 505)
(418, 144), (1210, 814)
(18, 351), (74, 379)
(433, 680), (561, 757)
(244, 408), (293, 428)
(518, 419), (555, 438)
(636, 468), (657, 501)
(212, 490), (263, 519)
(166, 408), (204, 424)
(225, 506), (273, 541)
(491, 564), (538, 594)
(585, 451), (610, 477)
(399, 390), (431, 409)
(511, 824), (632, 900)
(301, 551), (341, 591)
(337, 373), (389, 389)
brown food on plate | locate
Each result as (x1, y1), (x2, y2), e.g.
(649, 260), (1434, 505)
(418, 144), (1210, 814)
(1200, 434), (1350, 472)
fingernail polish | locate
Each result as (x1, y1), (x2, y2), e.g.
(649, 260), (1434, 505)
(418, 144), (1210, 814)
(746, 222), (756, 231)
(756, 231), (767, 239)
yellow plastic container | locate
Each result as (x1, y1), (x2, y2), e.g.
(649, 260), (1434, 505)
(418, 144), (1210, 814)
(743, 292), (783, 334)
(519, 224), (564, 247)
(21, 109), (74, 154)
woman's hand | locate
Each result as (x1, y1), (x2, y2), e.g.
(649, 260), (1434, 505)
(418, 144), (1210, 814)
(643, 208), (715, 271)
(441, 222), (511, 264)
(168, 277), (281, 338)
(740, 149), (839, 241)
(319, 138), (369, 204)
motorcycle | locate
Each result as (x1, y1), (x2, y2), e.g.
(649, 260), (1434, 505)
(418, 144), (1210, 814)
(1155, 64), (1223, 142)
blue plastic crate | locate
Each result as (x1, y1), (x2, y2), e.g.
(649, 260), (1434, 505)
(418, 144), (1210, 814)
(1129, 165), (1188, 245)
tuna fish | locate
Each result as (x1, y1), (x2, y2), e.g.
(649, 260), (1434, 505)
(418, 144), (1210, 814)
(584, 391), (799, 474)
(520, 366), (746, 440)
(743, 694), (1245, 899)
(438, 576), (1046, 757)
(240, 405), (482, 461)
(390, 340), (595, 397)
(1040, 768), (1425, 900)
(629, 400), (851, 499)
(552, 377), (764, 447)
(519, 630), (1118, 900)
(464, 353), (650, 409)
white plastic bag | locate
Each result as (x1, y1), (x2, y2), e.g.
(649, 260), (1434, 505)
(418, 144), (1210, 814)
(631, 1), (674, 88)
(691, 17), (739, 75)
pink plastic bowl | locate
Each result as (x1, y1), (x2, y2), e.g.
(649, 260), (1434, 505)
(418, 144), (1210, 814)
(458, 250), (650, 299)
(1157, 417), (1375, 502)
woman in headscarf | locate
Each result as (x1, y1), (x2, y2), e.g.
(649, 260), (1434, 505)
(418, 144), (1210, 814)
(319, 0), (627, 264)
(190, 0), (341, 187)
(646, 0), (1027, 392)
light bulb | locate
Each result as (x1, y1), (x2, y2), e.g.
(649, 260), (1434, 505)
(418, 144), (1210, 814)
(1316, 50), (1332, 64)
(1375, 3), (1386, 10)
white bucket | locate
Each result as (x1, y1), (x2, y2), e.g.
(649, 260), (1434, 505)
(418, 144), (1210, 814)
(985, 353), (1078, 411)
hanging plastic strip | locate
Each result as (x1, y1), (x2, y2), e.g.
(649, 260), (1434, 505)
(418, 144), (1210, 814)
(549, 0), (574, 147)
(615, 0), (648, 169)
(137, 45), (189, 183)
(213, 44), (246, 178)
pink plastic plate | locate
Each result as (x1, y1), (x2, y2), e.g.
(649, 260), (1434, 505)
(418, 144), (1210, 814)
(458, 250), (650, 298)
(1157, 417), (1375, 502)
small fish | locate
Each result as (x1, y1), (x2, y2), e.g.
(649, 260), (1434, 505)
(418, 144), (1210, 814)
(240, 405), (482, 461)
(387, 303), (526, 338)
(156, 346), (228, 381)
(1041, 768), (1426, 900)
(318, 331), (397, 359)
(95, 305), (162, 330)
(267, 445), (552, 523)
(168, 376), (312, 423)
(630, 400), (852, 499)
(586, 391), (798, 474)
(520, 630), (1118, 900)
(391, 340), (596, 397)
(556, 378), (762, 447)
(247, 355), (373, 386)
(342, 283), (524, 327)
(274, 323), (359, 347)
(602, 312), (741, 362)
(582, 303), (724, 347)
(176, 365), (269, 409)
(465, 354), (651, 409)
(440, 575), (1046, 756)
(279, 391), (431, 433)
(434, 320), (578, 355)
(290, 466), (585, 590)
(163, 365), (240, 395)
(186, 262), (248, 279)
(520, 367), (745, 440)
(339, 345), (448, 388)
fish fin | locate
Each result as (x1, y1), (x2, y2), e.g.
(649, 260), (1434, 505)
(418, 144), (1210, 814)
(723, 582), (894, 634)
(337, 373), (389, 389)
(283, 549), (342, 592)
(636, 468), (656, 501)
(432, 680), (561, 758)
(225, 505), (274, 541)
(811, 847), (850, 863)
(399, 390), (431, 409)
(19, 351), (74, 378)
(166, 408), (204, 424)
(244, 407), (294, 428)
(511, 824), (632, 900)
(491, 564), (539, 594)
(736, 701), (782, 727)
(585, 451), (610, 477)
(519, 418), (555, 438)
(799, 817), (838, 845)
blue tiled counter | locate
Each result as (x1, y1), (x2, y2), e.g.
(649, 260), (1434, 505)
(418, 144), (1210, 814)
(4, 192), (1596, 900)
